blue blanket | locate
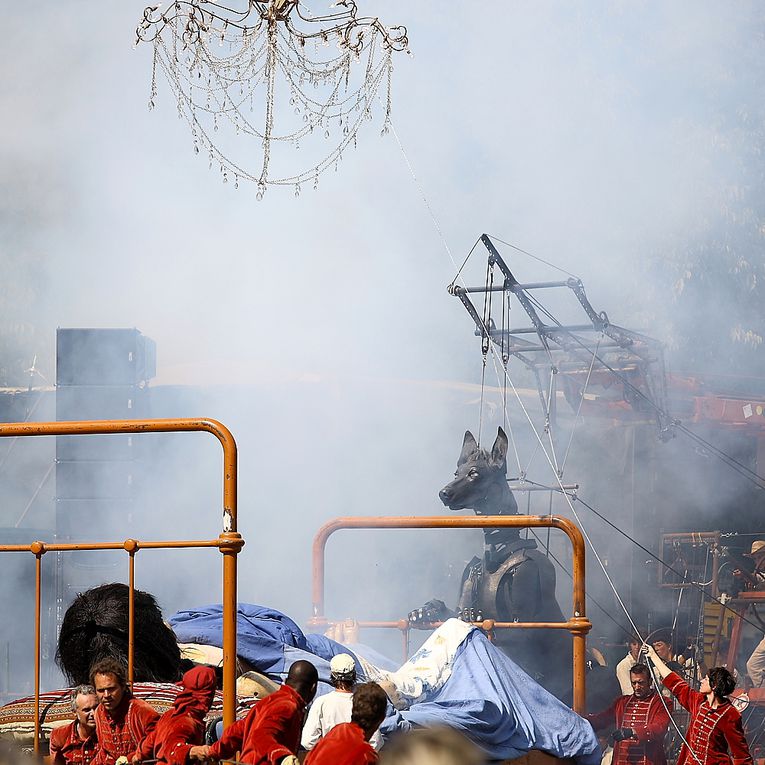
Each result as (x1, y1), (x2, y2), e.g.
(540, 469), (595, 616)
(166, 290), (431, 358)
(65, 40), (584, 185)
(380, 629), (600, 764)
(169, 604), (600, 764)
(170, 604), (359, 684)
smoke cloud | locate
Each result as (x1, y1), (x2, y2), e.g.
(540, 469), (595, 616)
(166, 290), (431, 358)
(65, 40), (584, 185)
(0, 1), (764, 691)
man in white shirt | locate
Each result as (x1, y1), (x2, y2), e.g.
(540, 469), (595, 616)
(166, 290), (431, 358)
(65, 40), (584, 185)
(615, 636), (641, 696)
(741, 541), (765, 686)
(301, 654), (382, 752)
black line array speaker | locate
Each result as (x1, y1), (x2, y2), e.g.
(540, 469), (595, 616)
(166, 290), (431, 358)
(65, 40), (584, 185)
(56, 328), (156, 386)
(55, 328), (156, 546)
(56, 387), (149, 461)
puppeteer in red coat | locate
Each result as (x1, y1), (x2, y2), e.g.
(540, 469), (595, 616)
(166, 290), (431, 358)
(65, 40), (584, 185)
(303, 722), (377, 765)
(49, 719), (98, 765)
(92, 691), (159, 765)
(588, 663), (671, 765)
(141, 666), (218, 765)
(206, 684), (305, 765)
(663, 672), (753, 765)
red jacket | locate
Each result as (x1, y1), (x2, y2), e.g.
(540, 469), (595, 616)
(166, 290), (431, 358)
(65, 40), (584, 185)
(208, 684), (305, 765)
(142, 667), (218, 765)
(663, 672), (753, 765)
(588, 691), (670, 765)
(93, 695), (160, 765)
(304, 723), (377, 765)
(49, 720), (98, 765)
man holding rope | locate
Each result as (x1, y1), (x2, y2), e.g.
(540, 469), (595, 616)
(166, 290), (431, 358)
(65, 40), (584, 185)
(588, 663), (670, 765)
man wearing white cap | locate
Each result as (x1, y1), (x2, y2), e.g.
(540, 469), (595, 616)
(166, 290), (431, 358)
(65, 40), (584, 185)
(301, 654), (382, 752)
(743, 541), (765, 686)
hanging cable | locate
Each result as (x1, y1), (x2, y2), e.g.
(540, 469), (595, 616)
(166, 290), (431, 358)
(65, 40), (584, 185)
(387, 128), (735, 760)
(486, 233), (582, 280)
(477, 258), (494, 446)
(453, 238), (765, 634)
(521, 286), (765, 490)
(559, 333), (602, 475)
(384, 110), (758, 654)
(490, 347), (703, 762)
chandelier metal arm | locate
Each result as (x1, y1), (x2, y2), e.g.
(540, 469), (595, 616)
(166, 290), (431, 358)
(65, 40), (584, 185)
(136, 0), (408, 194)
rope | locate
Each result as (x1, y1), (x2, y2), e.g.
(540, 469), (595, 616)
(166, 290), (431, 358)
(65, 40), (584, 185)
(486, 233), (581, 280)
(522, 287), (765, 490)
(560, 332), (602, 474)
(385, 118), (461, 273)
(497, 284), (523, 476)
(477, 355), (487, 447)
(384, 116), (533, 464)
(385, 121), (745, 758)
(490, 347), (701, 762)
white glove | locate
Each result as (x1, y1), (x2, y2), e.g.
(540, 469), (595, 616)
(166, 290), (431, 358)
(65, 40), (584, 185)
(641, 643), (659, 662)
(280, 756), (299, 765)
(116, 758), (129, 765)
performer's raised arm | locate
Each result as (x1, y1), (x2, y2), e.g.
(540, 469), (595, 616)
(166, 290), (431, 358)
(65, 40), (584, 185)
(641, 644), (672, 679)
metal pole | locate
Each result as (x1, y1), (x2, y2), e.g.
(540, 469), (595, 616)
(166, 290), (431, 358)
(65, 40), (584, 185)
(311, 515), (591, 713)
(0, 418), (242, 742)
(125, 540), (137, 687)
(219, 532), (244, 728)
(32, 541), (44, 754)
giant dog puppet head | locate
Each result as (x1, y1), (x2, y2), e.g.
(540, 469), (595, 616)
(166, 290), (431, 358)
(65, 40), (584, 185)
(438, 427), (518, 515)
(56, 582), (181, 685)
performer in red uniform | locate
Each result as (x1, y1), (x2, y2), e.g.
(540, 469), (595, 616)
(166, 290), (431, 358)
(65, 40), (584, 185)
(304, 682), (387, 765)
(90, 658), (160, 765)
(140, 666), (217, 765)
(49, 685), (99, 765)
(644, 645), (753, 765)
(588, 664), (671, 765)
(189, 660), (318, 765)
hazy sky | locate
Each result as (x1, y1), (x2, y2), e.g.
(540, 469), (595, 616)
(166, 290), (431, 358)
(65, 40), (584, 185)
(2, 2), (763, 674)
(6, 1), (754, 383)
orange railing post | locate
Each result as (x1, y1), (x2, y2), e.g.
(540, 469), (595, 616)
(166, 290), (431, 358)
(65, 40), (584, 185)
(310, 515), (591, 713)
(0, 418), (243, 746)
(32, 541), (44, 753)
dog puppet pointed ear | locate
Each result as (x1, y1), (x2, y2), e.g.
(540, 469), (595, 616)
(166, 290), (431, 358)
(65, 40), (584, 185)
(490, 427), (508, 469)
(458, 431), (479, 466)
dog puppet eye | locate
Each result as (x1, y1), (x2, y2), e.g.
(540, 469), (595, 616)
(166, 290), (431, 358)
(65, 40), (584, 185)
(468, 469), (479, 479)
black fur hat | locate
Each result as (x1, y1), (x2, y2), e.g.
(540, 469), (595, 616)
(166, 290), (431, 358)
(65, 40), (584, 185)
(56, 583), (181, 685)
(650, 628), (673, 647)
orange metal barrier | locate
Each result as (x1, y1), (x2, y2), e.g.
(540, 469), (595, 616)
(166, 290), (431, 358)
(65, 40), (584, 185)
(309, 515), (591, 713)
(0, 418), (243, 750)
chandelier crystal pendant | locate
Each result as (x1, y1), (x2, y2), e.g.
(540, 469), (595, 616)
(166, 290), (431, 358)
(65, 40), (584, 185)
(135, 0), (409, 198)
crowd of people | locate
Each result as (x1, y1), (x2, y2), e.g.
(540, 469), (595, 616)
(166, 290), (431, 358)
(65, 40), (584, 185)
(43, 650), (488, 765)
(43, 637), (758, 765)
(37, 538), (765, 765)
(588, 617), (762, 765)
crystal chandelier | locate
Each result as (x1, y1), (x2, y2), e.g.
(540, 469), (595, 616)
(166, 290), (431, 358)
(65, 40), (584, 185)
(135, 1), (409, 198)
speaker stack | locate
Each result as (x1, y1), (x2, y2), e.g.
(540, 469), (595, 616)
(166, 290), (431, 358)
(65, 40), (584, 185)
(55, 328), (156, 601)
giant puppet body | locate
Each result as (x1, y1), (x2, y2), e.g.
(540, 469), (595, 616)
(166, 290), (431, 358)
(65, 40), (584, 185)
(408, 428), (573, 700)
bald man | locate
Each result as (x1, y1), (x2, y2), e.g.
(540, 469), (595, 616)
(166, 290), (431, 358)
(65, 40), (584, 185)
(189, 660), (318, 765)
